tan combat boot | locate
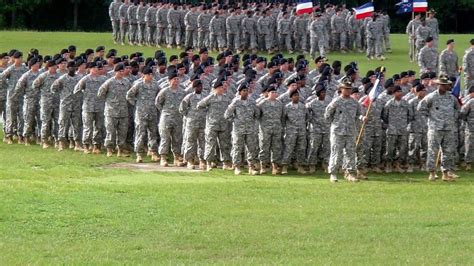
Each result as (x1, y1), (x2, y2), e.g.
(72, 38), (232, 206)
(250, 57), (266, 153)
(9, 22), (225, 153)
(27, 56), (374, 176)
(57, 140), (65, 151)
(160, 155), (168, 167)
(297, 165), (307, 174)
(357, 169), (368, 180)
(74, 143), (82, 152)
(272, 163), (279, 175)
(83, 145), (92, 154)
(406, 164), (414, 173)
(234, 165), (241, 175)
(17, 136), (24, 144)
(69, 140), (75, 149)
(222, 162), (233, 170)
(5, 136), (13, 145)
(150, 152), (160, 162)
(174, 155), (186, 167)
(309, 165), (316, 174)
(281, 165), (288, 175)
(259, 162), (267, 175)
(428, 171), (437, 181)
(24, 136), (31, 146)
(42, 140), (49, 149)
(465, 163), (471, 171)
(199, 160), (206, 170)
(248, 164), (259, 175)
(136, 154), (143, 163)
(206, 162), (213, 172)
(447, 171), (459, 179)
(106, 148), (113, 157)
(442, 171), (454, 182)
(347, 173), (359, 182)
(394, 162), (404, 173)
(187, 159), (195, 170)
(92, 144), (101, 154)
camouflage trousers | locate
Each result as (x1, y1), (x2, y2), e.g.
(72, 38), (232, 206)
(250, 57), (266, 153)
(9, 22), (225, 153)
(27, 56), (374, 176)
(258, 127), (282, 164)
(147, 26), (156, 45)
(328, 133), (357, 174)
(58, 109), (82, 142)
(5, 97), (23, 137)
(105, 116), (128, 149)
(210, 33), (226, 50)
(128, 23), (138, 44)
(282, 128), (307, 165)
(464, 130), (474, 164)
(111, 20), (121, 43)
(40, 105), (59, 142)
(120, 22), (129, 44)
(0, 99), (5, 134)
(383, 32), (391, 51)
(231, 131), (258, 166)
(332, 31), (347, 50)
(294, 33), (308, 52)
(310, 36), (325, 59)
(426, 129), (455, 172)
(158, 120), (182, 156)
(156, 27), (168, 45)
(82, 111), (104, 146)
(408, 132), (427, 165)
(242, 32), (257, 50)
(137, 23), (147, 44)
(22, 101), (38, 137)
(385, 134), (408, 164)
(185, 29), (198, 48)
(204, 127), (231, 163)
(132, 115), (157, 155)
(279, 34), (292, 51)
(198, 31), (210, 49)
(356, 130), (382, 168)
(258, 34), (272, 51)
(307, 132), (329, 166)
(183, 125), (205, 162)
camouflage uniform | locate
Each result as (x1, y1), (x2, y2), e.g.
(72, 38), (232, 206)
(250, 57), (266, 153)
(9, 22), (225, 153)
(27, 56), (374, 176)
(257, 98), (284, 165)
(415, 25), (432, 55)
(438, 48), (458, 77)
(282, 101), (308, 166)
(51, 73), (82, 143)
(306, 97), (330, 167)
(118, 2), (130, 44)
(197, 12), (212, 49)
(366, 17), (384, 58)
(109, 0), (121, 43)
(382, 98), (411, 166)
(257, 15), (273, 51)
(226, 13), (242, 51)
(463, 47), (474, 90)
(127, 79), (160, 155)
(0, 64), (28, 138)
(0, 67), (6, 134)
(418, 45), (438, 74)
(408, 97), (428, 166)
(145, 4), (157, 46)
(74, 74), (107, 147)
(382, 14), (391, 52)
(277, 17), (292, 51)
(12, 70), (40, 138)
(293, 14), (309, 52)
(157, 5), (170, 45)
(426, 17), (439, 47)
(127, 4), (139, 44)
(325, 96), (362, 174)
(179, 91), (206, 163)
(184, 10), (199, 48)
(418, 89), (460, 172)
(136, 3), (148, 45)
(347, 14), (363, 51)
(357, 96), (384, 169)
(209, 14), (226, 50)
(224, 96), (259, 167)
(460, 98), (474, 164)
(406, 18), (421, 60)
(241, 14), (258, 51)
(197, 93), (232, 164)
(33, 71), (61, 142)
(155, 85), (187, 157)
(309, 17), (326, 58)
(330, 13), (347, 51)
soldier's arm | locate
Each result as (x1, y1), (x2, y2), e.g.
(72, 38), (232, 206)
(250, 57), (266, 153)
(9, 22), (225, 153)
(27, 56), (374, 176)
(460, 101), (470, 120)
(382, 102), (390, 124)
(0, 67), (11, 81)
(126, 83), (139, 105)
(97, 80), (109, 99)
(324, 100), (336, 123)
(73, 77), (86, 94)
(178, 94), (190, 116)
(223, 100), (236, 120)
(50, 77), (62, 94)
(12, 73), (26, 98)
(155, 89), (166, 111)
(32, 73), (44, 89)
(417, 97), (430, 117)
(196, 94), (212, 109)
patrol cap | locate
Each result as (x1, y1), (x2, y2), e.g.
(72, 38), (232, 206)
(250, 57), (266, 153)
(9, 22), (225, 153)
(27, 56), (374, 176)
(447, 39), (455, 45)
(289, 89), (299, 98)
(393, 85), (402, 93)
(193, 79), (202, 88)
(425, 37), (434, 43)
(142, 67), (153, 75)
(12, 51), (23, 58)
(96, 46), (105, 52)
(415, 84), (426, 92)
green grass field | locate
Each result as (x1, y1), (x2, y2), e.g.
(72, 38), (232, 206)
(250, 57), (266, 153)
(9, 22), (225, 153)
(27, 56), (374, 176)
(0, 31), (474, 264)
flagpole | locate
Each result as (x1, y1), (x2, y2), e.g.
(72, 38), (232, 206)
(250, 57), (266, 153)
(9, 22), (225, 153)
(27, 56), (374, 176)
(356, 100), (372, 147)
(411, 10), (415, 62)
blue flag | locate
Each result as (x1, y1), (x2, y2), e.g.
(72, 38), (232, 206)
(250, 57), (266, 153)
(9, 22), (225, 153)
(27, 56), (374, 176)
(451, 76), (462, 102)
(396, 0), (413, 14)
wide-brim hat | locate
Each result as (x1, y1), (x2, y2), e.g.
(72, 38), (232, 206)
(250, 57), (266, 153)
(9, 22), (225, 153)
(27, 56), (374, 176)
(435, 74), (452, 85)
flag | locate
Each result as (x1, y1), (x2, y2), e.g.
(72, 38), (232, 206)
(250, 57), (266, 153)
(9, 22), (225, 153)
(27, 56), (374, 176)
(362, 73), (384, 108)
(413, 0), (428, 12)
(296, 0), (313, 15)
(451, 76), (463, 105)
(353, 2), (374, 20)
(395, 0), (413, 14)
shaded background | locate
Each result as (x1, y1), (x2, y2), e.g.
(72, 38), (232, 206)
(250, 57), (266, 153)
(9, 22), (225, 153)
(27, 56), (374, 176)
(0, 0), (473, 33)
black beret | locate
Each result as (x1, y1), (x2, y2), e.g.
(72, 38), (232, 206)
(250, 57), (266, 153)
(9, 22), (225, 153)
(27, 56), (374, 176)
(286, 78), (298, 86)
(346, 68), (356, 76)
(415, 84), (426, 92)
(407, 70), (416, 76)
(267, 61), (276, 69)
(446, 39), (454, 45)
(85, 49), (94, 56)
(157, 57), (167, 66)
(289, 89), (299, 98)
(96, 46), (105, 52)
(75, 58), (86, 66)
(400, 71), (409, 78)
(176, 63), (185, 69)
(266, 84), (277, 93)
(0, 52), (8, 59)
(169, 55), (178, 61)
(384, 78), (394, 88)
(425, 37), (434, 43)
(256, 57), (266, 63)
(168, 71), (178, 80)
(314, 83), (326, 96)
(129, 60), (139, 67)
(361, 77), (372, 85)
(68, 45), (76, 52)
(28, 57), (40, 66)
(411, 79), (421, 87)
(223, 50), (233, 57)
(60, 48), (69, 55)
(113, 57), (122, 65)
(392, 74), (401, 80)
(393, 85), (402, 93)
(199, 47), (208, 54)
(213, 78), (225, 88)
(154, 50), (165, 59)
(469, 86), (474, 93)
(279, 58), (288, 65)
(142, 67), (153, 75)
(67, 61), (76, 68)
(12, 51), (23, 58)
(296, 64), (307, 72)
(106, 51), (116, 59)
(114, 63), (125, 72)
(46, 60), (56, 67)
(238, 82), (249, 92)
(420, 73), (430, 79)
(191, 54), (200, 62)
(471, 39), (474, 45)
(366, 70), (375, 78)
(193, 79), (202, 87)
